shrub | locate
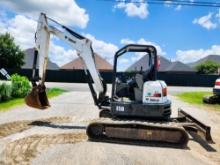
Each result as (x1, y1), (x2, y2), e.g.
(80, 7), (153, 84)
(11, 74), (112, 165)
(11, 74), (31, 98)
(0, 83), (12, 102)
(195, 60), (220, 74)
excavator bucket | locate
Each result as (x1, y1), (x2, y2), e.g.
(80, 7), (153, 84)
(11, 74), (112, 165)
(25, 84), (50, 109)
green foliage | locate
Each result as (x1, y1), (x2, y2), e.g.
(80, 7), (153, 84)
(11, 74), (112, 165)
(47, 88), (66, 98)
(176, 91), (220, 111)
(0, 83), (12, 102)
(176, 91), (211, 104)
(11, 74), (31, 98)
(195, 60), (220, 74)
(0, 33), (24, 68)
(0, 88), (66, 111)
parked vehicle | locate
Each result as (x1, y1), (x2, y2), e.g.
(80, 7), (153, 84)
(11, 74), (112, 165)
(203, 78), (220, 104)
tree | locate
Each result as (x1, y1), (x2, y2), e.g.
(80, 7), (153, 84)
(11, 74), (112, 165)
(195, 60), (220, 74)
(0, 33), (24, 68)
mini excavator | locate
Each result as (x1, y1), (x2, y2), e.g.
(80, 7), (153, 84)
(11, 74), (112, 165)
(25, 13), (213, 147)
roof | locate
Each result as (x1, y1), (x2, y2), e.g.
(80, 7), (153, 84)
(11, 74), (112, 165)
(126, 55), (194, 72)
(61, 53), (113, 71)
(127, 55), (150, 71)
(22, 48), (59, 70)
(158, 56), (173, 71)
(164, 61), (194, 72)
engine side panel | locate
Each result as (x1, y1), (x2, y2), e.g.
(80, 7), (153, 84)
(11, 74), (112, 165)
(111, 100), (171, 120)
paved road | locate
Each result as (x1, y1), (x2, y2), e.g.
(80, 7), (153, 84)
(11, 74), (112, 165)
(0, 87), (219, 165)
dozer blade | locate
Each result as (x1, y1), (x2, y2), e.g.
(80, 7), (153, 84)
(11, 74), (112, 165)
(177, 109), (213, 143)
(25, 85), (50, 109)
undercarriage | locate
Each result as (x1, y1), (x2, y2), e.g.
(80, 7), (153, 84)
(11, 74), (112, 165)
(87, 109), (213, 147)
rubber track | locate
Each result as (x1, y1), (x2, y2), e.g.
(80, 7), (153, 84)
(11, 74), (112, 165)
(87, 118), (189, 147)
(0, 133), (87, 165)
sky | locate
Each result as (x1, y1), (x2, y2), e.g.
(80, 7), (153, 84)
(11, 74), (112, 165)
(0, 0), (220, 70)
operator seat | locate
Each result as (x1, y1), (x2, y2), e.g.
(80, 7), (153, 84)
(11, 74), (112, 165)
(134, 74), (143, 101)
(115, 66), (154, 102)
(133, 65), (154, 102)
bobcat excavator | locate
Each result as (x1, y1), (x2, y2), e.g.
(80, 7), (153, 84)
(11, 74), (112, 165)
(25, 13), (213, 147)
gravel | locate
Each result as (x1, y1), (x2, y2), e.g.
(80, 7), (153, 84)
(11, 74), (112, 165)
(0, 85), (219, 165)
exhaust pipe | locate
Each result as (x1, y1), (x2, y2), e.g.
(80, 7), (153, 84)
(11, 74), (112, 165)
(25, 84), (50, 109)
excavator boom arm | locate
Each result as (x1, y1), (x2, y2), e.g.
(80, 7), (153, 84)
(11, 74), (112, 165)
(36, 13), (104, 93)
(25, 13), (107, 109)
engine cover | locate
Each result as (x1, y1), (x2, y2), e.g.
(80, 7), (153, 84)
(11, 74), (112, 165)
(142, 80), (168, 104)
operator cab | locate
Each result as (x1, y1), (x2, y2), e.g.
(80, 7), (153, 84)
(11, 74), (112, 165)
(114, 49), (157, 102)
(109, 44), (171, 120)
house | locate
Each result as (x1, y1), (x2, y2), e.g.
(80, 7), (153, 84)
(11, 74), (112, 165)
(127, 55), (194, 72)
(22, 48), (59, 70)
(127, 55), (172, 71)
(61, 53), (113, 71)
(158, 56), (173, 71)
(164, 61), (194, 72)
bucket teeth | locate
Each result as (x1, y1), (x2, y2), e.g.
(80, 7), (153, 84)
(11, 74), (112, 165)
(25, 85), (50, 109)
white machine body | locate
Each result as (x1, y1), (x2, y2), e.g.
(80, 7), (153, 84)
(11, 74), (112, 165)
(35, 13), (105, 95)
(142, 80), (168, 104)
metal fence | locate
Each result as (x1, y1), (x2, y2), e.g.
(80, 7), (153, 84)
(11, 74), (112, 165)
(1, 68), (218, 87)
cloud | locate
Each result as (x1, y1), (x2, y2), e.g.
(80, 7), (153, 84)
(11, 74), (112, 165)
(51, 33), (119, 66)
(0, 10), (119, 66)
(164, 1), (172, 7)
(0, 14), (78, 66)
(49, 42), (77, 66)
(85, 34), (119, 63)
(0, 15), (37, 49)
(193, 13), (217, 30)
(164, 1), (183, 11)
(1, 0), (89, 28)
(120, 38), (166, 56)
(114, 0), (149, 19)
(176, 45), (220, 63)
(120, 38), (134, 45)
(175, 5), (182, 11)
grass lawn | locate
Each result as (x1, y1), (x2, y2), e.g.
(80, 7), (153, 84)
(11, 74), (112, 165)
(176, 91), (220, 111)
(0, 88), (66, 111)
